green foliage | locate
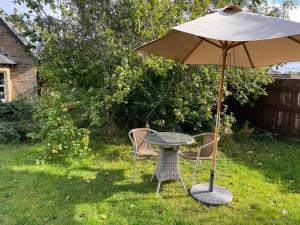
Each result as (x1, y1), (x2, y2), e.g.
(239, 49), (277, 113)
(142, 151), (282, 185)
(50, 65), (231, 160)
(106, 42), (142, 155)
(10, 0), (275, 142)
(0, 101), (37, 143)
(0, 137), (299, 224)
(0, 100), (33, 121)
(32, 92), (90, 161)
(219, 109), (236, 136)
(252, 130), (275, 141)
(0, 122), (21, 143)
(233, 121), (255, 142)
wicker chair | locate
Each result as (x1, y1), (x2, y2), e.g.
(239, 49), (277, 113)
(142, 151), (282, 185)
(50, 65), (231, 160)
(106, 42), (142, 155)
(128, 128), (158, 180)
(179, 133), (220, 184)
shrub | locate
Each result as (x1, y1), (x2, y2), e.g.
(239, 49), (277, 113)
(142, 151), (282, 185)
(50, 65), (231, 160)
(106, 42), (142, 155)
(219, 110), (236, 136)
(234, 121), (254, 142)
(43, 120), (90, 160)
(251, 130), (274, 141)
(32, 92), (91, 161)
(0, 101), (37, 143)
(0, 122), (21, 143)
(0, 100), (33, 121)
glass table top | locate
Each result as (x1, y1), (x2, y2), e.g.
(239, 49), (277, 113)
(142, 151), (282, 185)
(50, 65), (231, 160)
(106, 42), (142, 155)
(145, 132), (194, 146)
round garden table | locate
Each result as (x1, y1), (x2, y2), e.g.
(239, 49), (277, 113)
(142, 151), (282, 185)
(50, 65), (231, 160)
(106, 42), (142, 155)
(144, 132), (194, 194)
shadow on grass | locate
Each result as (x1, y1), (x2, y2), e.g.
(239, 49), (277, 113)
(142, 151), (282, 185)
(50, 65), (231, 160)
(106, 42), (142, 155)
(220, 137), (300, 193)
(1, 141), (300, 224)
(90, 142), (131, 162)
(0, 166), (161, 225)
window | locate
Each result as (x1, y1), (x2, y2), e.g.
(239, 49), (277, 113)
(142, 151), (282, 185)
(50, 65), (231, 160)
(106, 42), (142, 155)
(0, 73), (6, 102)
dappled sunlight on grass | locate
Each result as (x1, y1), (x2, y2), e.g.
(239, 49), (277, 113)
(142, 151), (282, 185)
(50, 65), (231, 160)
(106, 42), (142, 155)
(0, 138), (299, 224)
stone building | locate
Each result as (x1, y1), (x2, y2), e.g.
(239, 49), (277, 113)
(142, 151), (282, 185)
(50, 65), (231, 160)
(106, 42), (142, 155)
(0, 16), (37, 102)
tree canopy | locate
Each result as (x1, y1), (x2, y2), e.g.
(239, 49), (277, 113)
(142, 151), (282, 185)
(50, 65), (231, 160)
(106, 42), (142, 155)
(5, 0), (295, 158)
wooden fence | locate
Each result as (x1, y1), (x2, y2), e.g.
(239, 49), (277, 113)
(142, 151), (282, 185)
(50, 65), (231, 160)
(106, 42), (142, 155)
(229, 77), (300, 139)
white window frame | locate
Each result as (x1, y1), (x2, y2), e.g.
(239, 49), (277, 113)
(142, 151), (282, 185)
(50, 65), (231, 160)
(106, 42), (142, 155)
(0, 68), (12, 102)
(0, 72), (6, 102)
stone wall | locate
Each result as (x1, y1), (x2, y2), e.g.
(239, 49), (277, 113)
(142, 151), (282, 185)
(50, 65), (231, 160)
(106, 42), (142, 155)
(0, 25), (37, 100)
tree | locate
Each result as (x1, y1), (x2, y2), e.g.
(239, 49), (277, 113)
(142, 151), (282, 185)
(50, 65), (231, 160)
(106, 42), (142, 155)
(6, 0), (280, 159)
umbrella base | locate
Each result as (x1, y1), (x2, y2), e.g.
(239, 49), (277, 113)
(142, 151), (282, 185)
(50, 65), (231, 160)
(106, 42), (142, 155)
(190, 183), (233, 206)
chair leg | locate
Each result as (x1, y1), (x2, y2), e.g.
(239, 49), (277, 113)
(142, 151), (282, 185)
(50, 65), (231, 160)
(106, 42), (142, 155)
(133, 155), (137, 182)
(199, 160), (203, 171)
(180, 179), (187, 193)
(156, 181), (161, 195)
(151, 157), (158, 182)
(150, 172), (155, 182)
(193, 159), (199, 185)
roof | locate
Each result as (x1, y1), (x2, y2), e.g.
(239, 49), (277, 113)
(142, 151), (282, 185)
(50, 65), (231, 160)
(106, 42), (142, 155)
(0, 54), (16, 65)
(0, 15), (28, 46)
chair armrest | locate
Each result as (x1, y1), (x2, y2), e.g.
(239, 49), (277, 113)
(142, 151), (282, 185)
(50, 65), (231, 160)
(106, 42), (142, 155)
(128, 131), (135, 145)
(128, 131), (137, 155)
(149, 129), (157, 133)
(193, 133), (209, 138)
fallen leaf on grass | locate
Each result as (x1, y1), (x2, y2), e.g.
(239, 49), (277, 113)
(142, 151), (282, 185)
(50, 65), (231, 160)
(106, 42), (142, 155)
(100, 214), (107, 220)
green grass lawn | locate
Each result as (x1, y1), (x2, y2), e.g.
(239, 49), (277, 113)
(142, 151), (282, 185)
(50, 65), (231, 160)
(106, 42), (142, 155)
(0, 136), (299, 225)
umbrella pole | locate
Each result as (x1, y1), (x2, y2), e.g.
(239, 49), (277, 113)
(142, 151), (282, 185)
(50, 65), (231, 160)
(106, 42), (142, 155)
(209, 47), (227, 192)
(189, 48), (233, 205)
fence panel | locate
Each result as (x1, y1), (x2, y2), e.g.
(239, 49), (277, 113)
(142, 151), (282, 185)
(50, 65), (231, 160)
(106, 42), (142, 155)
(230, 79), (300, 139)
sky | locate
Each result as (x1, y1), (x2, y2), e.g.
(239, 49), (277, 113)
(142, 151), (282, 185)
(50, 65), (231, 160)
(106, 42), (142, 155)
(281, 6), (300, 72)
(1, 0), (300, 72)
(1, 0), (27, 14)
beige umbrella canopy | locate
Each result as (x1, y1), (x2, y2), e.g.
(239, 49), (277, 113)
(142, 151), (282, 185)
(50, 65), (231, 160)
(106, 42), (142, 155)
(138, 5), (300, 67)
(137, 5), (300, 205)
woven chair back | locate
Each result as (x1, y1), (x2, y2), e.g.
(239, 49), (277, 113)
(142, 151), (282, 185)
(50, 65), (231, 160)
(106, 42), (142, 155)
(200, 133), (215, 157)
(132, 128), (151, 153)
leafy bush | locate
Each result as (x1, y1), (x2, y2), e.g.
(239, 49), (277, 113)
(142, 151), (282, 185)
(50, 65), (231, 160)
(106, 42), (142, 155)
(32, 92), (91, 161)
(234, 121), (254, 142)
(13, 0), (273, 140)
(219, 111), (236, 136)
(0, 100), (33, 121)
(251, 130), (275, 141)
(0, 122), (21, 143)
(0, 101), (37, 143)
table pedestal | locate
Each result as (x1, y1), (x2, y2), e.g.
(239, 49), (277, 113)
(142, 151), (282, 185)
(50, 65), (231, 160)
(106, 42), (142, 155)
(151, 146), (187, 194)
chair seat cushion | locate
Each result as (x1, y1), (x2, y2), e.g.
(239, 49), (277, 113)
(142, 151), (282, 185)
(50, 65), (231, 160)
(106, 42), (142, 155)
(179, 151), (211, 160)
(136, 148), (159, 157)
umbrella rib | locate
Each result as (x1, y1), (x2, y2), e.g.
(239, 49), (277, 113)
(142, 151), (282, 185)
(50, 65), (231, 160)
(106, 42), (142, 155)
(228, 41), (248, 49)
(243, 43), (255, 68)
(198, 37), (222, 49)
(287, 36), (300, 45)
(134, 32), (173, 51)
(182, 39), (204, 63)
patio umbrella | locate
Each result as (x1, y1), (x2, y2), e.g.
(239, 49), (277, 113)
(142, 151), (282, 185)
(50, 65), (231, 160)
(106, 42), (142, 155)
(136, 5), (300, 205)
